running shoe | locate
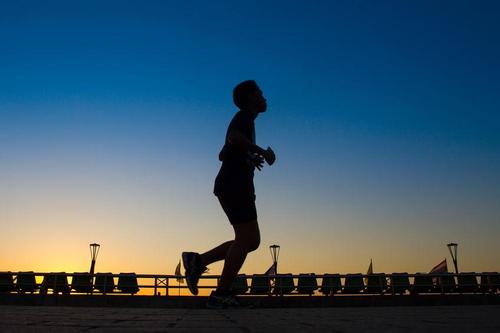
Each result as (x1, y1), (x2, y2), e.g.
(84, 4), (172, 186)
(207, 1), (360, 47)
(206, 290), (252, 309)
(182, 252), (207, 295)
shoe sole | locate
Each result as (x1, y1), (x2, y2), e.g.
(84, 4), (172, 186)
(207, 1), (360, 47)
(182, 252), (198, 296)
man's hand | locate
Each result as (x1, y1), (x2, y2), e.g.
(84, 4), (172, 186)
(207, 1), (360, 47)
(263, 147), (276, 166)
(251, 154), (265, 171)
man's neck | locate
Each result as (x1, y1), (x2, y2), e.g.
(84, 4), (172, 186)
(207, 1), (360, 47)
(241, 108), (259, 119)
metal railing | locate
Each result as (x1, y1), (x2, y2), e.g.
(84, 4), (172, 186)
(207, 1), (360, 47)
(0, 272), (499, 296)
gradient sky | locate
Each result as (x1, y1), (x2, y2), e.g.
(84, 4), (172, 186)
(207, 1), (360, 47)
(1, 0), (499, 278)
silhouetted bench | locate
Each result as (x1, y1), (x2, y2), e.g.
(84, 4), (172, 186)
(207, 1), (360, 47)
(365, 273), (387, 294)
(71, 273), (93, 293)
(94, 273), (116, 294)
(273, 273), (295, 295)
(433, 272), (456, 293)
(319, 274), (342, 295)
(41, 272), (71, 295)
(250, 274), (271, 294)
(457, 273), (478, 293)
(343, 274), (364, 294)
(117, 273), (139, 295)
(0, 272), (15, 293)
(411, 273), (434, 294)
(388, 273), (410, 294)
(16, 271), (38, 294)
(297, 273), (318, 295)
(480, 272), (500, 293)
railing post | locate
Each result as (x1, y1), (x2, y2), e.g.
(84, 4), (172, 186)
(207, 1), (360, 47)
(166, 277), (169, 297)
(440, 274), (444, 294)
(53, 274), (57, 294)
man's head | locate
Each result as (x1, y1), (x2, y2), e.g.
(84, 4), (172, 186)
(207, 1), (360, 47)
(233, 80), (267, 114)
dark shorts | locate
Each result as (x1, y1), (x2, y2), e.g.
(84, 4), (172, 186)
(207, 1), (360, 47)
(217, 193), (257, 225)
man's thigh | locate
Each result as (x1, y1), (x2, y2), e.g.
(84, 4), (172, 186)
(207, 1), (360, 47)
(217, 193), (257, 225)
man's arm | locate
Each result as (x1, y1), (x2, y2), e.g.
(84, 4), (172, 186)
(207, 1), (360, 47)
(228, 130), (275, 165)
(228, 130), (265, 155)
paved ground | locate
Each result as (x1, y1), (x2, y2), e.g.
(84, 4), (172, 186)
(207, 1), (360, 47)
(1, 305), (499, 332)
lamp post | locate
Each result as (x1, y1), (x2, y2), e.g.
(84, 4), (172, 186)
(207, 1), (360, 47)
(447, 243), (458, 274)
(89, 243), (100, 275)
(269, 244), (280, 275)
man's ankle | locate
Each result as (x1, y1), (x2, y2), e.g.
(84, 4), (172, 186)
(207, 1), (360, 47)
(197, 254), (206, 268)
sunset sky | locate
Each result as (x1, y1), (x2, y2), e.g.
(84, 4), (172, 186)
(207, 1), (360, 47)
(1, 0), (499, 279)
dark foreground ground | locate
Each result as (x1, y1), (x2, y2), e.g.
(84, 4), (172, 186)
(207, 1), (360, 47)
(1, 305), (499, 332)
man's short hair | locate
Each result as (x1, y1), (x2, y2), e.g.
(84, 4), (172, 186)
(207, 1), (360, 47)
(233, 80), (259, 109)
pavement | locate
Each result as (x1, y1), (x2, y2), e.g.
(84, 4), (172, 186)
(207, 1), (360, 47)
(1, 305), (499, 332)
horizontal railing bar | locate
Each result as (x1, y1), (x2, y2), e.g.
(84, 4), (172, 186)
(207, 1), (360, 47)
(5, 272), (499, 278)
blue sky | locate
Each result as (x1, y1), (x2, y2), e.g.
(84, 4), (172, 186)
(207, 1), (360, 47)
(1, 1), (499, 275)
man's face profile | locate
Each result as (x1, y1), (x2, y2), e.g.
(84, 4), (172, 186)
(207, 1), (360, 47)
(248, 89), (267, 113)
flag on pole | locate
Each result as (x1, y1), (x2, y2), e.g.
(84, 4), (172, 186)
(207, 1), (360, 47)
(365, 259), (373, 284)
(175, 260), (184, 283)
(429, 258), (448, 284)
(429, 259), (448, 274)
(264, 263), (276, 276)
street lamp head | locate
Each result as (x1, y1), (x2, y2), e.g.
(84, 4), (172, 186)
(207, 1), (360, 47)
(269, 244), (280, 261)
(447, 242), (457, 247)
(89, 243), (100, 260)
(89, 243), (101, 275)
(269, 244), (280, 275)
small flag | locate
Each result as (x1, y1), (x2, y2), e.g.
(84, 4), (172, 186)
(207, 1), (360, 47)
(264, 263), (276, 276)
(365, 259), (373, 284)
(175, 260), (184, 283)
(429, 258), (448, 284)
(429, 259), (448, 274)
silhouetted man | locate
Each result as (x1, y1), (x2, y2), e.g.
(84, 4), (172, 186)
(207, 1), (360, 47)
(182, 80), (275, 308)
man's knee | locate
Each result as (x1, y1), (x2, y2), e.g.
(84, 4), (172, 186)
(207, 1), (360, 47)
(247, 235), (260, 252)
(246, 220), (260, 252)
(237, 232), (259, 253)
(234, 220), (260, 252)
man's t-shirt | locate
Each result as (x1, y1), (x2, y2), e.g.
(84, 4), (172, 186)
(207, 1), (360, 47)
(213, 110), (256, 198)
